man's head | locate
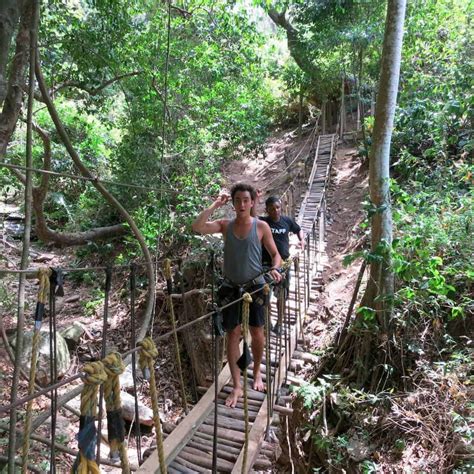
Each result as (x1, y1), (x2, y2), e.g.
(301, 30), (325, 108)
(265, 196), (282, 222)
(230, 183), (256, 217)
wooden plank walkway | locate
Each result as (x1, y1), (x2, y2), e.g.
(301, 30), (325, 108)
(138, 134), (337, 473)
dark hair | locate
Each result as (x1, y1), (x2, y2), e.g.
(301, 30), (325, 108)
(230, 183), (257, 202)
(265, 196), (281, 207)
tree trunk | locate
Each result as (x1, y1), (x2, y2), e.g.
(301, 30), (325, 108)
(362, 0), (406, 316)
(339, 75), (345, 137)
(356, 0), (406, 387)
(0, 0), (23, 104)
(32, 188), (127, 245)
(327, 101), (333, 131)
(267, 9), (319, 80)
(298, 84), (303, 138)
(317, 0), (407, 388)
(0, 0), (30, 159)
(321, 100), (327, 134)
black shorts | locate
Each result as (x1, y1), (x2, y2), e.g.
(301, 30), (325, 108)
(217, 284), (266, 331)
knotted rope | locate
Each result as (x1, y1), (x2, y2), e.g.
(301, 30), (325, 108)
(21, 267), (51, 473)
(102, 352), (130, 473)
(72, 361), (107, 474)
(138, 337), (166, 474)
(163, 259), (188, 412)
(241, 292), (252, 474)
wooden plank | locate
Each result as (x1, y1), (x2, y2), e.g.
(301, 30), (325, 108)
(137, 358), (233, 473)
(231, 311), (299, 473)
(180, 445), (235, 471)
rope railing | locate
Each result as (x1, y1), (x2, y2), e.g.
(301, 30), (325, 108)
(0, 161), (171, 195)
(1, 222), (323, 472)
(0, 264), (291, 416)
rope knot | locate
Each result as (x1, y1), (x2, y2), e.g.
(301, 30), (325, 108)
(242, 292), (253, 304)
(36, 267), (52, 304)
(163, 258), (172, 280)
(102, 352), (125, 376)
(263, 284), (270, 296)
(138, 337), (158, 380)
(82, 361), (107, 386)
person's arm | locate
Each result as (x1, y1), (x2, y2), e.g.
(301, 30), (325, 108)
(192, 194), (229, 235)
(297, 229), (305, 249)
(290, 218), (305, 249)
(260, 221), (282, 282)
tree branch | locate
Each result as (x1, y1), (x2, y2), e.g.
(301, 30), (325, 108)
(35, 54), (155, 339)
(0, 0), (31, 160)
(267, 8), (319, 79)
(53, 70), (142, 97)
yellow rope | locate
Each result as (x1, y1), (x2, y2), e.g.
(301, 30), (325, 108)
(102, 352), (130, 473)
(21, 267), (51, 473)
(72, 361), (107, 474)
(163, 259), (188, 412)
(241, 292), (252, 474)
(138, 337), (166, 474)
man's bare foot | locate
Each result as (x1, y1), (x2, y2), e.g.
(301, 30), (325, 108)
(253, 372), (265, 392)
(225, 387), (243, 408)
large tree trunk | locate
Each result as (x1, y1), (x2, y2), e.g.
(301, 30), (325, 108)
(357, 0), (406, 386)
(317, 0), (406, 389)
(0, 0), (23, 104)
(0, 0), (30, 159)
(32, 187), (127, 245)
(339, 75), (345, 137)
(321, 100), (327, 134)
(268, 9), (319, 80)
(362, 0), (406, 316)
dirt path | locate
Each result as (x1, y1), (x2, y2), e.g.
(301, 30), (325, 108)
(305, 144), (368, 348)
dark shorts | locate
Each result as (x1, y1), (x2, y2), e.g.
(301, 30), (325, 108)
(217, 284), (266, 331)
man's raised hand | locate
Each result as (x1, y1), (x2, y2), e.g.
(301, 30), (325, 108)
(213, 193), (231, 209)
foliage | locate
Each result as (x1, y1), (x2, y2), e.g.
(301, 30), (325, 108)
(5, 0), (285, 255)
(392, 0), (473, 169)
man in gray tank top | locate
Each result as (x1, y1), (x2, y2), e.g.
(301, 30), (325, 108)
(192, 183), (282, 408)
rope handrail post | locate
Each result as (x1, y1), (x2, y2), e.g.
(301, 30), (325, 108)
(129, 264), (142, 465)
(312, 220), (317, 278)
(179, 259), (198, 404)
(163, 259), (188, 414)
(284, 285), (290, 386)
(295, 257), (305, 347)
(301, 237), (307, 311)
(21, 268), (51, 473)
(306, 233), (311, 310)
(71, 361), (107, 473)
(102, 352), (130, 472)
(48, 268), (62, 473)
(138, 338), (166, 474)
(240, 292), (252, 474)
(210, 250), (219, 474)
(96, 266), (112, 466)
(263, 284), (273, 440)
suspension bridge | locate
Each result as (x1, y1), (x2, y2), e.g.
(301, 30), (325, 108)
(0, 133), (337, 473)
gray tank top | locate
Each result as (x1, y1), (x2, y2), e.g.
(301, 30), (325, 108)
(223, 218), (265, 286)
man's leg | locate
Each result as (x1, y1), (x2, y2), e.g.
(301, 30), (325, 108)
(249, 325), (265, 391)
(226, 325), (243, 407)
